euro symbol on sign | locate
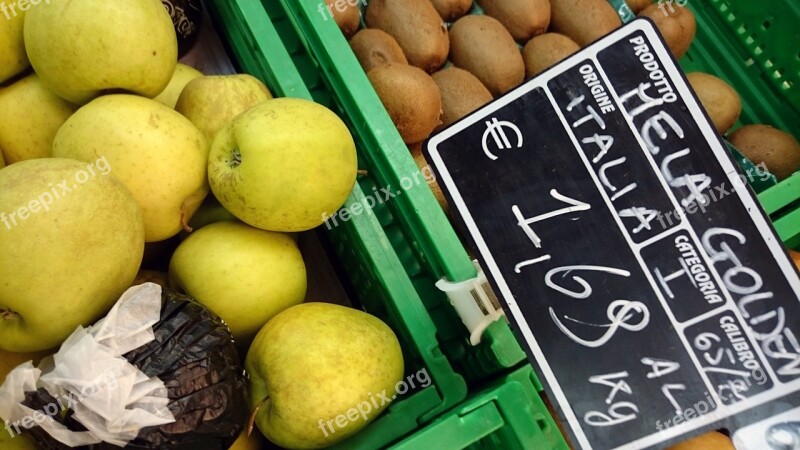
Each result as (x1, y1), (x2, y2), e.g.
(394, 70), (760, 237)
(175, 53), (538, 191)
(482, 118), (523, 160)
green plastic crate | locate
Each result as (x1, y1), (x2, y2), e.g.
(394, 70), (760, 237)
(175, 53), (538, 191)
(265, 0), (529, 382)
(390, 365), (569, 450)
(682, 0), (800, 249)
(680, 0), (800, 132)
(758, 172), (800, 249)
(205, 1), (470, 448)
(614, 0), (800, 247)
(613, 0), (800, 138)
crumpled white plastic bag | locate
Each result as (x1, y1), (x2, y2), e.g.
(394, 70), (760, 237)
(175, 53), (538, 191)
(0, 282), (176, 447)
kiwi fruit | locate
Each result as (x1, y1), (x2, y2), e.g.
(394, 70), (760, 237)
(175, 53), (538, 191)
(449, 15), (526, 96)
(350, 29), (408, 73)
(666, 431), (735, 450)
(324, 0), (360, 38)
(432, 67), (493, 129)
(639, 3), (696, 59)
(523, 33), (580, 77)
(790, 249), (800, 270)
(430, 0), (474, 22)
(365, 0), (450, 73)
(550, 0), (622, 47)
(626, 0), (652, 13)
(686, 72), (741, 134)
(409, 142), (448, 211)
(728, 125), (800, 181)
(368, 63), (442, 144)
(477, 0), (551, 41)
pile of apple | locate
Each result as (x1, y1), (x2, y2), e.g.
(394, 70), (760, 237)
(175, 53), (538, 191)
(0, 1), (406, 449)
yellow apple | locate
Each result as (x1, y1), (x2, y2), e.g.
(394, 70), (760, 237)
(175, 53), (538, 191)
(0, 152), (5, 169)
(169, 221), (306, 344)
(0, 158), (145, 351)
(53, 94), (209, 242)
(0, 73), (77, 164)
(0, 430), (38, 450)
(153, 63), (204, 109)
(246, 303), (404, 449)
(208, 98), (357, 232)
(228, 430), (263, 450)
(175, 74), (273, 142)
(24, 0), (177, 104)
(0, 6), (27, 84)
(0, 348), (50, 383)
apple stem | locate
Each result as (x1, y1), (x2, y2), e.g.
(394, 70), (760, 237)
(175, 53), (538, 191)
(357, 169), (369, 177)
(246, 395), (269, 436)
(180, 206), (193, 233)
(0, 308), (20, 320)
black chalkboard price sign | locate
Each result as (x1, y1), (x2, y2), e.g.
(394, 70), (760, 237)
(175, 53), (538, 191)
(424, 19), (800, 450)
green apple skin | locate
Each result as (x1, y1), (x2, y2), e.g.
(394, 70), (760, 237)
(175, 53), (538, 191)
(178, 194), (238, 240)
(228, 430), (263, 450)
(0, 348), (51, 383)
(53, 94), (209, 242)
(169, 221), (306, 343)
(0, 8), (27, 84)
(188, 194), (238, 230)
(0, 159), (145, 352)
(0, 430), (38, 450)
(153, 63), (204, 109)
(0, 73), (77, 164)
(175, 74), (273, 142)
(24, 0), (177, 104)
(246, 303), (404, 449)
(209, 98), (357, 232)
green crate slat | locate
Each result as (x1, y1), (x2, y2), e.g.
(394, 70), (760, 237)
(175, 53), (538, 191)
(205, 1), (469, 448)
(390, 365), (570, 450)
(758, 173), (800, 249)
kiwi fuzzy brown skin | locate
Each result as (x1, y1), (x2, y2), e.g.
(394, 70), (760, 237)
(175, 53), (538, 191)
(686, 72), (741, 135)
(626, 0), (652, 13)
(368, 63), (443, 144)
(325, 0), (360, 38)
(432, 67), (493, 129)
(477, 0), (551, 41)
(790, 250), (800, 270)
(522, 33), (580, 77)
(430, 0), (474, 22)
(350, 29), (409, 73)
(550, 0), (622, 47)
(449, 15), (525, 96)
(638, 3), (696, 59)
(409, 142), (449, 212)
(365, 0), (450, 73)
(728, 125), (800, 181)
(666, 431), (735, 450)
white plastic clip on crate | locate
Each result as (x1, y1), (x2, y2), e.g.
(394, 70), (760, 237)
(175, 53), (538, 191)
(436, 261), (505, 346)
